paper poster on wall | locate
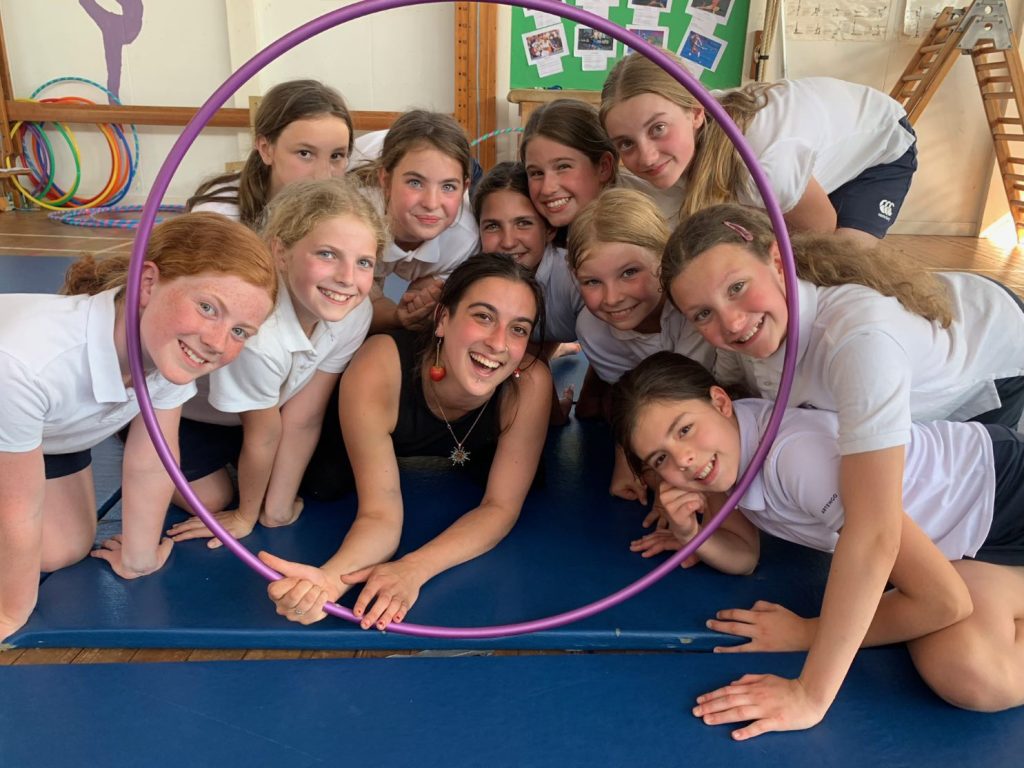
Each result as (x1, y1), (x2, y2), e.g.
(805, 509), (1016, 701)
(525, 4), (564, 29)
(629, 0), (671, 27)
(902, 0), (945, 38)
(575, 26), (617, 71)
(686, 0), (736, 26)
(784, 0), (890, 41)
(523, 23), (570, 77)
(626, 24), (671, 52)
(678, 27), (727, 73)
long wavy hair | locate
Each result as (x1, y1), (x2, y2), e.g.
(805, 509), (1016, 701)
(601, 52), (775, 218)
(187, 80), (354, 227)
(661, 203), (954, 327)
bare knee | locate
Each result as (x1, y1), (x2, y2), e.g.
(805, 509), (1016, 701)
(916, 651), (1024, 712)
(39, 529), (94, 572)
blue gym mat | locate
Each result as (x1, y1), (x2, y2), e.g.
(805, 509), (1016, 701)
(2, 650), (1020, 767)
(9, 412), (831, 650)
(0, 254), (75, 293)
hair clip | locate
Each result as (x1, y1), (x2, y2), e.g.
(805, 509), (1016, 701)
(723, 220), (754, 242)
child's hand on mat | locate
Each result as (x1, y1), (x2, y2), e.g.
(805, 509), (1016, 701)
(707, 600), (815, 653)
(91, 534), (173, 579)
(630, 529), (701, 568)
(166, 509), (255, 549)
(259, 551), (338, 626)
(260, 497), (304, 528)
(342, 559), (427, 631)
(693, 674), (828, 740)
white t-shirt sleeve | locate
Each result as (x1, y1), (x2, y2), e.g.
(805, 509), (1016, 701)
(766, 428), (846, 548)
(317, 301), (372, 374)
(0, 353), (47, 451)
(208, 347), (288, 414)
(826, 332), (913, 454)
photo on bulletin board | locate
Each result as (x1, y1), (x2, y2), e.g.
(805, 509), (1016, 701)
(627, 0), (673, 10)
(522, 23), (570, 65)
(576, 26), (617, 55)
(679, 29), (726, 71)
(509, 0), (749, 91)
(626, 25), (670, 50)
(686, 0), (736, 25)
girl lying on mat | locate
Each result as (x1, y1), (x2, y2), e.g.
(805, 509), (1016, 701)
(612, 352), (1024, 739)
(0, 214), (276, 642)
(166, 178), (382, 547)
(260, 253), (552, 631)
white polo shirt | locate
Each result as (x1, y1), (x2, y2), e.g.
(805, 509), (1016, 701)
(535, 244), (583, 343)
(0, 289), (196, 454)
(726, 273), (1024, 454)
(184, 287), (372, 426)
(576, 300), (717, 383)
(190, 186), (242, 222)
(733, 398), (994, 560)
(616, 77), (913, 218)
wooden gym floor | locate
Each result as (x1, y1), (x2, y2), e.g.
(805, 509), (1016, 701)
(1, 209), (1022, 668)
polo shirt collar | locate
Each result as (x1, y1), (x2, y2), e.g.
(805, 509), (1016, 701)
(86, 288), (130, 404)
(273, 288), (322, 353)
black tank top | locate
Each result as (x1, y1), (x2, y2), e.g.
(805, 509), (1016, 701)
(389, 330), (503, 462)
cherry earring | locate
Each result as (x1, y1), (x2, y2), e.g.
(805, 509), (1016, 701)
(430, 337), (446, 382)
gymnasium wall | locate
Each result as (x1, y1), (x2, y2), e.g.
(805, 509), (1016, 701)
(1, 0), (1021, 236)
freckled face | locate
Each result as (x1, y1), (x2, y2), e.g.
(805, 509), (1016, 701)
(138, 265), (274, 385)
(630, 393), (740, 493)
(671, 243), (789, 359)
(603, 93), (704, 190)
(574, 242), (662, 332)
(435, 277), (538, 399)
(524, 136), (613, 228)
(256, 115), (352, 199)
(381, 147), (466, 248)
(478, 190), (554, 272)
(276, 215), (377, 334)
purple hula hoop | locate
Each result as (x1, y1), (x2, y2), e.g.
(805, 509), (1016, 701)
(126, 0), (800, 640)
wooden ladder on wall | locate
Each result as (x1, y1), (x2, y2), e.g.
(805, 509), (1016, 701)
(891, 0), (1024, 239)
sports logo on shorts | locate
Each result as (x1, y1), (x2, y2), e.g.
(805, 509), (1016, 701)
(878, 199), (895, 220)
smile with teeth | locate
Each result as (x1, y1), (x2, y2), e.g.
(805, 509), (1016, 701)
(319, 286), (354, 304)
(469, 351), (501, 371)
(605, 305), (636, 320)
(735, 317), (763, 344)
(179, 340), (209, 366)
(543, 197), (570, 212)
(694, 454), (716, 481)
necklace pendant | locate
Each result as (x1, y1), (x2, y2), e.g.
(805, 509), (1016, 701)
(449, 445), (471, 466)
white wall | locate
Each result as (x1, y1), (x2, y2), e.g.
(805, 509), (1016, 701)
(0, 0), (454, 204)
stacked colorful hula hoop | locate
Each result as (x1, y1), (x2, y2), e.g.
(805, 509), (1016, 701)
(5, 76), (140, 211)
(49, 203), (184, 229)
(470, 126), (523, 147)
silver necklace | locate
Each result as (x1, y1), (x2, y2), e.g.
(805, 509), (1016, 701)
(429, 388), (489, 466)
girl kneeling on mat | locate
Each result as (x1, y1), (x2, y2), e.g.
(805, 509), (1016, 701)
(0, 213), (276, 642)
(263, 253), (552, 631)
(601, 52), (917, 243)
(612, 351), (1024, 737)
(167, 178), (384, 548)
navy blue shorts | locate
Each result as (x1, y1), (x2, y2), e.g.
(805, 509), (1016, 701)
(177, 417), (243, 482)
(43, 449), (92, 479)
(971, 424), (1024, 566)
(828, 117), (918, 238)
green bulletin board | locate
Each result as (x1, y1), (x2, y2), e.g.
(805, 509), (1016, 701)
(510, 0), (750, 91)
